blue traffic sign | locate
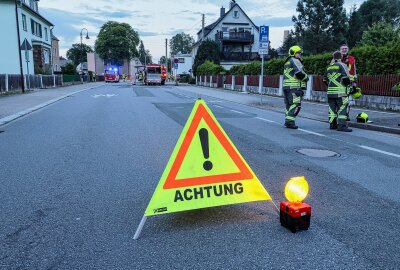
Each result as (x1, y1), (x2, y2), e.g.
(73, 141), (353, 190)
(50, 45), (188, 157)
(259, 26), (269, 42)
(259, 25), (269, 55)
(174, 63), (178, 70)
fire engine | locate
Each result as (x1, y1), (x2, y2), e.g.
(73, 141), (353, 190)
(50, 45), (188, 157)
(105, 66), (120, 83)
(144, 64), (166, 85)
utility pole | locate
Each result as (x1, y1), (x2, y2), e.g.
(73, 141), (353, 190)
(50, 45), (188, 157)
(15, 0), (25, 92)
(165, 38), (168, 73)
(202, 14), (205, 42)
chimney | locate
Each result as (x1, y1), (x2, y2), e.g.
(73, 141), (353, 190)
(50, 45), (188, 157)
(220, 6), (225, 18)
(229, 0), (236, 10)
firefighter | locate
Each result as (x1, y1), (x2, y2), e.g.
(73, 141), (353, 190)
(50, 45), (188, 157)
(340, 44), (357, 121)
(283, 45), (309, 129)
(324, 51), (352, 132)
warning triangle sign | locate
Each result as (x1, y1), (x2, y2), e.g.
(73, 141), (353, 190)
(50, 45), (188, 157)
(145, 99), (271, 216)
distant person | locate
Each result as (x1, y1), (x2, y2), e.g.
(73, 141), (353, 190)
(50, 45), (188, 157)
(340, 44), (357, 121)
(324, 51), (352, 132)
(282, 45), (309, 129)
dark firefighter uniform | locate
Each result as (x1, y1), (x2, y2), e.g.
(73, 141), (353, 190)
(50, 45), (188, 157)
(283, 46), (308, 129)
(324, 53), (352, 132)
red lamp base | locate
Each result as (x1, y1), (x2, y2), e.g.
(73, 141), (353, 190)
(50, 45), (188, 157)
(280, 201), (311, 233)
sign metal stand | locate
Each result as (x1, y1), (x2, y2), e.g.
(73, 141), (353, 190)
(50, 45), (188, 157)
(258, 26), (269, 105)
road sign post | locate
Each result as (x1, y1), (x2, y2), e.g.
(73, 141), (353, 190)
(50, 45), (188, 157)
(20, 39), (32, 90)
(259, 26), (269, 105)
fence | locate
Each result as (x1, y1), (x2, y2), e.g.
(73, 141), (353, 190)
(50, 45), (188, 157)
(313, 75), (400, 97)
(198, 74), (400, 97)
(0, 74), (64, 93)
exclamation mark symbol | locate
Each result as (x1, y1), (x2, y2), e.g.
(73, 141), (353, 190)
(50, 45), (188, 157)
(199, 128), (213, 171)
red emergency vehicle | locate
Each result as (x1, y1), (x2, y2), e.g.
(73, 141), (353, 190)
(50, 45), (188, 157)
(144, 64), (166, 85)
(105, 66), (120, 83)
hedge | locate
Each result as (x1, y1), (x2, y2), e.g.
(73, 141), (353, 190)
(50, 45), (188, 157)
(230, 45), (400, 76)
(197, 60), (225, 76)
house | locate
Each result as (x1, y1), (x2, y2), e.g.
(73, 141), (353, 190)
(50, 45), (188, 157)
(87, 52), (143, 77)
(174, 53), (193, 76)
(192, 0), (260, 70)
(51, 33), (61, 72)
(0, 0), (55, 75)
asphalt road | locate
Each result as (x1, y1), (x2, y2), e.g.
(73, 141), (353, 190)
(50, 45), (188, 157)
(1, 83), (399, 269)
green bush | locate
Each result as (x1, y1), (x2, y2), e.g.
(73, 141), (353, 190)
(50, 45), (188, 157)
(229, 44), (400, 75)
(189, 77), (196, 84)
(197, 60), (225, 75)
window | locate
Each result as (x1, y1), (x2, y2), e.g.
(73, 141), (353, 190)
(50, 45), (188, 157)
(22, 14), (27, 31)
(178, 58), (185, 63)
(30, 19), (42, 37)
(44, 27), (48, 41)
(43, 49), (50, 64)
(234, 11), (239, 18)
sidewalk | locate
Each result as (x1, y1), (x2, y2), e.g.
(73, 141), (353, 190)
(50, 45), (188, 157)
(0, 82), (104, 126)
(179, 85), (400, 135)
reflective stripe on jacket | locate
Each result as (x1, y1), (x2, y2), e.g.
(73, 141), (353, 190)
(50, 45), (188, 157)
(324, 61), (350, 98)
(283, 57), (307, 89)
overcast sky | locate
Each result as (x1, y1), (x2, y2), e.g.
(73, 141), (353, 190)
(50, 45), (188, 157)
(39, 0), (363, 62)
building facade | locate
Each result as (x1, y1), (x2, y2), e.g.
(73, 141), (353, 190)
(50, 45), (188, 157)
(192, 0), (260, 70)
(87, 52), (143, 77)
(174, 53), (193, 76)
(0, 0), (55, 75)
(51, 33), (60, 72)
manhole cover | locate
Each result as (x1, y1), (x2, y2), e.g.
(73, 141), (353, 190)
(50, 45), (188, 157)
(297, 148), (339, 158)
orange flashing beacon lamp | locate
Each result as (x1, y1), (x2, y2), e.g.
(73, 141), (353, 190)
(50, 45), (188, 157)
(280, 176), (311, 233)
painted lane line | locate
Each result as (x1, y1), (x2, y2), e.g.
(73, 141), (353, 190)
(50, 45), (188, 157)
(213, 105), (223, 109)
(255, 117), (276, 123)
(359, 145), (400, 158)
(230, 109), (245, 114)
(298, 128), (326, 137)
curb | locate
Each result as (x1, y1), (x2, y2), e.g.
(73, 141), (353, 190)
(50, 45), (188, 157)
(0, 84), (104, 127)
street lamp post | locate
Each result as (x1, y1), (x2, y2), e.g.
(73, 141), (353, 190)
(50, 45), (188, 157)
(80, 28), (90, 82)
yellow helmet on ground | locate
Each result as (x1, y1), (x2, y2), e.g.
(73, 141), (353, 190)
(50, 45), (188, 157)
(356, 112), (368, 123)
(289, 45), (303, 56)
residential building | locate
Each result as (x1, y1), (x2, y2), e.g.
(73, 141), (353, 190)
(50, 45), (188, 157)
(0, 0), (54, 75)
(174, 53), (193, 76)
(87, 52), (143, 77)
(51, 33), (60, 72)
(192, 0), (260, 70)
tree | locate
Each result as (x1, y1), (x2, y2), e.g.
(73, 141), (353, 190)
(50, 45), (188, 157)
(63, 62), (76, 75)
(281, 31), (299, 56)
(170, 33), (195, 55)
(359, 21), (400, 46)
(358, 0), (400, 28)
(292, 0), (347, 54)
(138, 41), (152, 65)
(346, 5), (364, 48)
(192, 40), (220, 76)
(66, 43), (93, 66)
(95, 21), (139, 66)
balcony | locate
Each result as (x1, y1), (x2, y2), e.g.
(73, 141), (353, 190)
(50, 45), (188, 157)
(220, 52), (259, 61)
(215, 31), (254, 43)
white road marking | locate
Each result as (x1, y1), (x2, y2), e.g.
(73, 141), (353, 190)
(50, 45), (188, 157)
(230, 109), (245, 114)
(298, 128), (326, 137)
(255, 117), (276, 123)
(359, 145), (400, 158)
(92, 94), (117, 98)
(213, 105), (223, 109)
